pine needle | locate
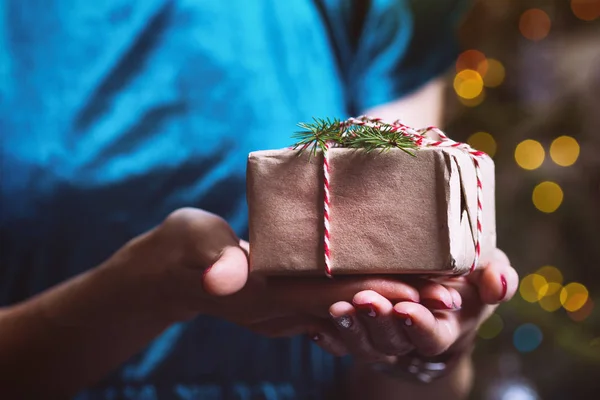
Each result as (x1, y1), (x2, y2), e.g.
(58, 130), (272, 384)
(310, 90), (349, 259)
(292, 117), (418, 156)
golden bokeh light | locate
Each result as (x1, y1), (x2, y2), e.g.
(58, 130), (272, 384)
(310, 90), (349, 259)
(550, 136), (580, 167)
(456, 49), (488, 75)
(515, 139), (545, 170)
(519, 9), (552, 41)
(560, 282), (589, 312)
(519, 274), (548, 303)
(571, 0), (600, 21)
(532, 181), (563, 213)
(467, 132), (497, 158)
(539, 282), (563, 311)
(481, 58), (505, 88)
(454, 69), (484, 99)
(458, 88), (486, 107)
(539, 281), (562, 298)
(478, 313), (504, 339)
(568, 298), (594, 322)
(536, 265), (563, 285)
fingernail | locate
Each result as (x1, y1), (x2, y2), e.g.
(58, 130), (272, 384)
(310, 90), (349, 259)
(354, 302), (377, 318)
(421, 299), (453, 310)
(393, 310), (413, 326)
(333, 315), (353, 329)
(499, 275), (508, 301)
(452, 302), (462, 311)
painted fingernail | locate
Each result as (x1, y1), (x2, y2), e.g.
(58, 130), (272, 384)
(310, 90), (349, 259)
(333, 315), (353, 329)
(354, 302), (377, 318)
(393, 310), (413, 326)
(421, 299), (453, 310)
(499, 274), (508, 301)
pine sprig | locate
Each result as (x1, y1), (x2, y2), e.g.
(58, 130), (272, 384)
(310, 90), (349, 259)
(293, 117), (418, 157)
(292, 117), (345, 157)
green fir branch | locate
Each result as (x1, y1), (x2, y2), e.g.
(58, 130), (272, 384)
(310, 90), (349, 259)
(292, 117), (418, 157)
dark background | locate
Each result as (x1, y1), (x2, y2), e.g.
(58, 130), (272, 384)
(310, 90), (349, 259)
(442, 1), (600, 399)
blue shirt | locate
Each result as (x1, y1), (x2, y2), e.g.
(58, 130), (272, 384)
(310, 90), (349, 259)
(0, 0), (466, 398)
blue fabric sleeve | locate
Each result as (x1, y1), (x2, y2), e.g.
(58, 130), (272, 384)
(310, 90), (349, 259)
(320, 0), (471, 113)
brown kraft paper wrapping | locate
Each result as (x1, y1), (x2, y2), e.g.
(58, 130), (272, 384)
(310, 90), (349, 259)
(247, 147), (496, 276)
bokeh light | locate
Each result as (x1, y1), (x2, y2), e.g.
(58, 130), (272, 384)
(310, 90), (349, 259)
(519, 274), (548, 303)
(515, 140), (545, 170)
(568, 298), (594, 322)
(513, 323), (543, 352)
(539, 282), (563, 311)
(550, 136), (580, 167)
(468, 132), (497, 157)
(536, 265), (563, 285)
(571, 0), (600, 21)
(481, 58), (506, 88)
(532, 181), (563, 213)
(458, 89), (486, 107)
(560, 282), (589, 312)
(519, 9), (552, 41)
(454, 69), (484, 99)
(456, 49), (488, 75)
(478, 313), (504, 339)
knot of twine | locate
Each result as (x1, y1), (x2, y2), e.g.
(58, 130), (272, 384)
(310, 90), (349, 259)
(322, 116), (487, 278)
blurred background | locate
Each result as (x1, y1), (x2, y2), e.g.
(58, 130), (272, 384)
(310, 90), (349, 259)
(443, 1), (600, 399)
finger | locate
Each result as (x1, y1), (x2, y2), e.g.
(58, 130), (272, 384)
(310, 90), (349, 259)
(393, 302), (461, 357)
(310, 331), (349, 357)
(202, 246), (249, 296)
(271, 277), (420, 317)
(415, 281), (456, 311)
(239, 239), (250, 254)
(329, 301), (391, 363)
(353, 290), (414, 356)
(467, 250), (519, 304)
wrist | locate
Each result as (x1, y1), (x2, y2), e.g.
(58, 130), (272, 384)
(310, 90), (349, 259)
(100, 233), (193, 325)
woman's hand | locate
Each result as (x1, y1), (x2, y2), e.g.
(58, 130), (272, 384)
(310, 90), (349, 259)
(312, 249), (519, 376)
(130, 208), (437, 337)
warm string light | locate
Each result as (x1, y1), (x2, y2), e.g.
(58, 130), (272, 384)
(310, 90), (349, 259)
(513, 137), (581, 212)
(532, 181), (563, 213)
(519, 266), (592, 319)
(519, 9), (552, 41)
(467, 132), (497, 158)
(454, 50), (505, 107)
(515, 139), (545, 170)
(570, 0), (600, 21)
(550, 136), (580, 166)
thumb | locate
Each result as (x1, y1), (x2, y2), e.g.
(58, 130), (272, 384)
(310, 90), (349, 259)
(202, 245), (249, 296)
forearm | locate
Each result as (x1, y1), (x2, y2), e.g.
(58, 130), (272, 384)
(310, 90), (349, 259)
(347, 354), (474, 400)
(0, 233), (179, 398)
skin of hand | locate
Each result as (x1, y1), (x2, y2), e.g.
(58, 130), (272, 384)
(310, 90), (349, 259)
(126, 207), (461, 340)
(310, 249), (518, 368)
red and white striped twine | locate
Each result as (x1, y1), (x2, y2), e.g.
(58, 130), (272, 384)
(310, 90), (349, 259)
(323, 141), (333, 277)
(322, 116), (487, 277)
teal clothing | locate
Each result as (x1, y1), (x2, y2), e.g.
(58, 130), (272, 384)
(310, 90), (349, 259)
(0, 0), (467, 398)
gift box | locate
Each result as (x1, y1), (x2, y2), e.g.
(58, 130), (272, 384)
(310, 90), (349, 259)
(246, 118), (496, 276)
